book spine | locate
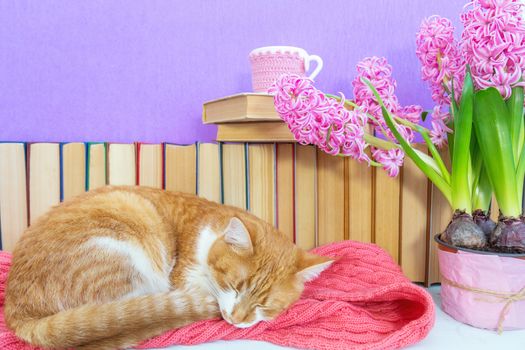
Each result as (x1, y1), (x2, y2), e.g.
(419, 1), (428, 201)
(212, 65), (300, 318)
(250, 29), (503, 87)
(218, 142), (224, 203)
(347, 157), (373, 243)
(195, 141), (200, 195)
(28, 143), (61, 224)
(426, 147), (451, 285)
(399, 145), (429, 283)
(294, 145), (317, 250)
(164, 143), (197, 194)
(104, 142), (109, 185)
(0, 143), (29, 251)
(59, 143), (64, 201)
(247, 143), (276, 225)
(373, 166), (401, 262)
(276, 143), (295, 242)
(163, 143), (167, 191)
(218, 144), (224, 203)
(316, 150), (345, 246)
(84, 142), (90, 191)
(220, 143), (247, 209)
(107, 143), (137, 186)
(86, 142), (107, 191)
(244, 143), (249, 210)
(161, 142), (166, 190)
(273, 143), (277, 227)
(292, 145), (296, 243)
(25, 143), (31, 225)
(197, 143), (221, 203)
(275, 144), (279, 229)
(136, 142), (141, 186)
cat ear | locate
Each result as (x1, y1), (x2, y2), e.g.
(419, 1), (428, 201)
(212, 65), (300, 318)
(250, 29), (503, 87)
(296, 253), (334, 282)
(223, 217), (253, 253)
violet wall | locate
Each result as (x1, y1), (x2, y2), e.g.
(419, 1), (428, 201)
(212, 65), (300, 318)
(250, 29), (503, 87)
(0, 0), (465, 144)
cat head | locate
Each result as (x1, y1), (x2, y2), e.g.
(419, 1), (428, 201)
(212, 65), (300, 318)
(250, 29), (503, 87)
(207, 217), (333, 328)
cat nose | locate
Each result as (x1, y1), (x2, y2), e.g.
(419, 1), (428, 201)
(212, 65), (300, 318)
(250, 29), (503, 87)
(230, 309), (253, 325)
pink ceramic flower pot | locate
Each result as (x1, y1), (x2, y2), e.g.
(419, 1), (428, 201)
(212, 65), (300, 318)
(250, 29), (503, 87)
(435, 234), (525, 331)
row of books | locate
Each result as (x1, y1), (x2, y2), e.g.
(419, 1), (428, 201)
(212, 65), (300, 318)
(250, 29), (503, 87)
(0, 140), (449, 284)
(0, 142), (304, 252)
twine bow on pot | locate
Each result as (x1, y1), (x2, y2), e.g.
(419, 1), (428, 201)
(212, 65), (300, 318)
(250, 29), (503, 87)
(440, 275), (525, 333)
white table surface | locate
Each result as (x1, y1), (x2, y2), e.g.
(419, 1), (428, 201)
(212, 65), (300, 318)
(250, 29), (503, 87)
(148, 286), (525, 350)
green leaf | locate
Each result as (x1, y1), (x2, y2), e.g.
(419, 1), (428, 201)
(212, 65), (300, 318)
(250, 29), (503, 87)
(394, 117), (450, 183)
(473, 87), (521, 217)
(421, 110), (429, 122)
(420, 128), (451, 184)
(469, 131), (485, 201)
(451, 71), (474, 212)
(516, 132), (525, 209)
(414, 148), (442, 175)
(362, 78), (452, 204)
(506, 86), (524, 165)
(508, 86), (525, 209)
(472, 163), (493, 212)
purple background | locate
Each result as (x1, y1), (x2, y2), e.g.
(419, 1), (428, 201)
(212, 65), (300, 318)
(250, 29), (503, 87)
(0, 0), (465, 144)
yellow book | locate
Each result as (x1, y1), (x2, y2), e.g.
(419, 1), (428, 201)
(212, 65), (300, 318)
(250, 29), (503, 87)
(221, 143), (247, 209)
(374, 166), (401, 262)
(400, 145), (429, 283)
(216, 122), (294, 142)
(347, 157), (373, 243)
(203, 93), (279, 124)
(137, 143), (163, 188)
(0, 143), (28, 251)
(317, 150), (345, 246)
(107, 143), (136, 186)
(165, 144), (197, 194)
(28, 143), (60, 224)
(427, 148), (452, 285)
(197, 143), (221, 203)
(248, 144), (276, 225)
(87, 143), (106, 190)
(294, 145), (316, 250)
(62, 143), (86, 201)
(276, 144), (295, 242)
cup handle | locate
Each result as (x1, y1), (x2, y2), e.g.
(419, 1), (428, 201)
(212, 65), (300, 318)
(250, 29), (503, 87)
(306, 55), (323, 80)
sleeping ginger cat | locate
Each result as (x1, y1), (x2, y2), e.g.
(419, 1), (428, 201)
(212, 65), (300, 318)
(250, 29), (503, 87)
(4, 186), (332, 350)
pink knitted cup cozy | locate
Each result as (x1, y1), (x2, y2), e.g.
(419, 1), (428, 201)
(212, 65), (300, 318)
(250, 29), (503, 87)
(249, 51), (306, 92)
(0, 240), (435, 350)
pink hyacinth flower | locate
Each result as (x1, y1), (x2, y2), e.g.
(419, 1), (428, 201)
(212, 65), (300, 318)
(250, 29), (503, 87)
(352, 56), (400, 123)
(461, 0), (525, 99)
(372, 148), (405, 177)
(270, 74), (370, 163)
(429, 105), (452, 148)
(416, 15), (465, 106)
(353, 56), (427, 175)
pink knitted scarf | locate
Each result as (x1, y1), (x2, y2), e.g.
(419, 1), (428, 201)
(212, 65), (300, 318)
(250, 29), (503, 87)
(0, 241), (434, 350)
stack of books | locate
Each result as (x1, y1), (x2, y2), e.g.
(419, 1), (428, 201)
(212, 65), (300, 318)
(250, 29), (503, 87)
(0, 93), (448, 285)
(203, 93), (294, 141)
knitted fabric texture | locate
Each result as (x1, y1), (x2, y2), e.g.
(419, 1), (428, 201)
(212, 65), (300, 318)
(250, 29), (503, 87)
(249, 52), (305, 92)
(0, 240), (435, 350)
